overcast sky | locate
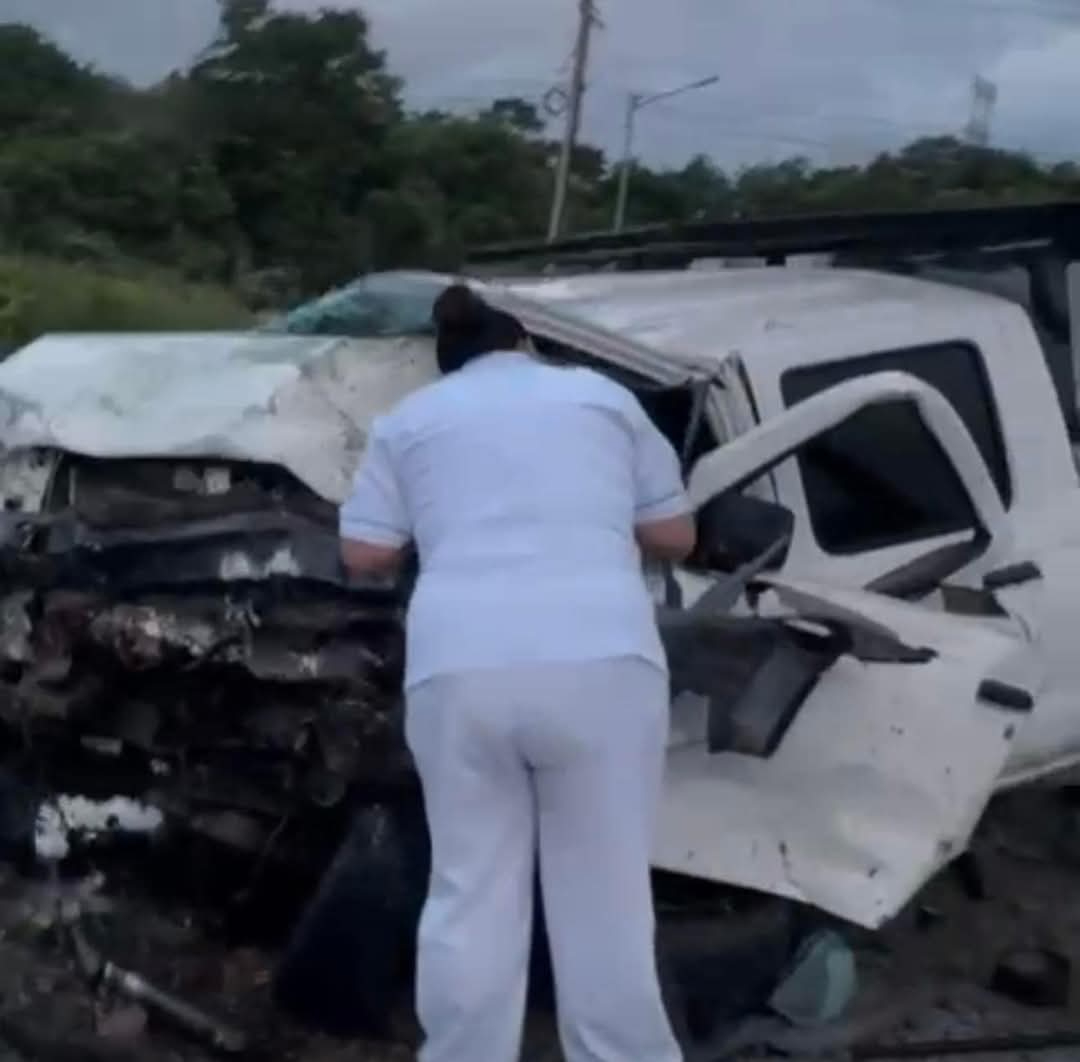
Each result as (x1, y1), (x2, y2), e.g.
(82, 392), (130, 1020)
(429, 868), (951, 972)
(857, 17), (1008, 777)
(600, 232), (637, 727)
(2, 0), (1080, 170)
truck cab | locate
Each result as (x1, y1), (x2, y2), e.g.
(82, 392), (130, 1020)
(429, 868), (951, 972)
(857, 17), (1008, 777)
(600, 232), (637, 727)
(463, 205), (1080, 926)
(491, 265), (1073, 591)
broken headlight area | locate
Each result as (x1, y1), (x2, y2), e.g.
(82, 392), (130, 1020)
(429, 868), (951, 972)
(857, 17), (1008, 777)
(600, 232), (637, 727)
(0, 452), (412, 884)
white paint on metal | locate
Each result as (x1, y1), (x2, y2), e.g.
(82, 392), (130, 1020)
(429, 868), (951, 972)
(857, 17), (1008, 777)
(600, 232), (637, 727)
(486, 266), (1006, 372)
(0, 332), (440, 503)
(0, 591), (33, 663)
(34, 796), (165, 861)
(0, 447), (56, 513)
(654, 576), (1032, 928)
(204, 466), (232, 495)
(218, 545), (301, 581)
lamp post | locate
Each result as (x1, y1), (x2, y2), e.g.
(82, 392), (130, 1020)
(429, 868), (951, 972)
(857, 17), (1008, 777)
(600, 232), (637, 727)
(613, 74), (720, 232)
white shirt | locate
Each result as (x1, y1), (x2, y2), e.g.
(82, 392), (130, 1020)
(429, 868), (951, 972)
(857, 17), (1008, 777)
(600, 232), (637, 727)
(339, 351), (691, 689)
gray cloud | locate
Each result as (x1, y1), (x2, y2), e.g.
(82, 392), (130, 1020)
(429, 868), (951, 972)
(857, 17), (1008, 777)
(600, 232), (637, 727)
(2, 0), (1079, 169)
(0, 0), (218, 85)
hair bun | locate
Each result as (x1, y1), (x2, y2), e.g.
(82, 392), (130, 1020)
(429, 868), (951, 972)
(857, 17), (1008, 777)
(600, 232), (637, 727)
(432, 283), (488, 330)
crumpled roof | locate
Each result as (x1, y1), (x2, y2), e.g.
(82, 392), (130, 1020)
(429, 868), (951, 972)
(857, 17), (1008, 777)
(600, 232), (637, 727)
(0, 331), (439, 503)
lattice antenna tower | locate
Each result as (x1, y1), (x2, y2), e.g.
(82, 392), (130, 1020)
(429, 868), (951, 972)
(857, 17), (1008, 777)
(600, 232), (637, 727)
(965, 76), (998, 147)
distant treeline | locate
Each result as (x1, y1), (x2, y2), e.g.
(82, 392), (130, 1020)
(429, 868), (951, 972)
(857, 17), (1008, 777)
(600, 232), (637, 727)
(2, 0), (1080, 307)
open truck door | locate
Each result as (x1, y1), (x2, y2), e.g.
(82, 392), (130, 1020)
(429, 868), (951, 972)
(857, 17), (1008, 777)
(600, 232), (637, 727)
(656, 371), (1039, 929)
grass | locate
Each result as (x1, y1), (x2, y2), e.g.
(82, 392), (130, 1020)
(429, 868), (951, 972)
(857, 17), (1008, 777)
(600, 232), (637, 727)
(0, 255), (253, 353)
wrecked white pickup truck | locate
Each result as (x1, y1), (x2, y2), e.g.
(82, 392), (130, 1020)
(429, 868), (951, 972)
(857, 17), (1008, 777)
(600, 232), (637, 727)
(1, 203), (1080, 1038)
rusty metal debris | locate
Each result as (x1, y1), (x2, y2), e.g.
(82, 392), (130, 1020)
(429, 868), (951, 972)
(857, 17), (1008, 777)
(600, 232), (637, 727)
(989, 946), (1071, 1009)
(68, 920), (249, 1055)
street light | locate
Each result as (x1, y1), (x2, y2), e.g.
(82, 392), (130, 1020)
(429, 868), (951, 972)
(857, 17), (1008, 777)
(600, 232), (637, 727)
(613, 74), (720, 232)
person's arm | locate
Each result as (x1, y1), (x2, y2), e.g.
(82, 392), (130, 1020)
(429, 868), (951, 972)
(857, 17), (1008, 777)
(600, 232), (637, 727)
(630, 398), (697, 563)
(341, 538), (405, 576)
(339, 419), (411, 578)
(637, 513), (696, 562)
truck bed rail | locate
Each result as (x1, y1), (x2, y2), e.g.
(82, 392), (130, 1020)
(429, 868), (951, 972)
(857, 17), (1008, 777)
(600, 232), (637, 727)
(466, 200), (1080, 272)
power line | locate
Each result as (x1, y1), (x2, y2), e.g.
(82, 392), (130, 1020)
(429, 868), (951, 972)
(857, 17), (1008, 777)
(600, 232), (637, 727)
(646, 97), (943, 138)
(406, 77), (1071, 169)
(644, 101), (835, 150)
(643, 113), (835, 153)
(404, 93), (942, 158)
(642, 100), (952, 157)
(410, 83), (953, 142)
(645, 99), (1073, 166)
(410, 72), (980, 140)
(402, 93), (1072, 169)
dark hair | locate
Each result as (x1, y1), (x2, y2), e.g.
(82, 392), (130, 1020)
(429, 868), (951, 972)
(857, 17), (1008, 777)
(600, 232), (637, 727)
(432, 283), (526, 374)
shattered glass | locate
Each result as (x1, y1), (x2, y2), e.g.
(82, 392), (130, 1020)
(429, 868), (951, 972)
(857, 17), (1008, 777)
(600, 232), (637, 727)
(264, 272), (448, 339)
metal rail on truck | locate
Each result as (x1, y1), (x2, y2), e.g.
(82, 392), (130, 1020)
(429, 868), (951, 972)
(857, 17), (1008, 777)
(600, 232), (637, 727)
(465, 200), (1080, 271)
(465, 200), (1080, 439)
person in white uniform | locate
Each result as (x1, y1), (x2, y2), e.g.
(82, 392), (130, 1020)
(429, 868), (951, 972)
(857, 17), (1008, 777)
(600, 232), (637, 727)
(339, 283), (696, 1062)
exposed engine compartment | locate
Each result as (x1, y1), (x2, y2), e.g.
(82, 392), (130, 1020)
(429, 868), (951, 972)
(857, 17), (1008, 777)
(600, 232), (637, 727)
(0, 365), (710, 876)
(0, 453), (410, 875)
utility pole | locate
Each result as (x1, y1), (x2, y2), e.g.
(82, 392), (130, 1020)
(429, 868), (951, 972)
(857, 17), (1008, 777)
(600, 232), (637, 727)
(547, 0), (597, 242)
(613, 75), (719, 232)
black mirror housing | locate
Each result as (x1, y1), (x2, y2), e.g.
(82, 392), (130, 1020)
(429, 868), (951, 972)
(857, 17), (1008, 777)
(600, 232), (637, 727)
(692, 491), (795, 574)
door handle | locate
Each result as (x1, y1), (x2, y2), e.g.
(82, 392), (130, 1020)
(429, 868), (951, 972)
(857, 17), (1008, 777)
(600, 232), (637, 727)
(983, 562), (1042, 591)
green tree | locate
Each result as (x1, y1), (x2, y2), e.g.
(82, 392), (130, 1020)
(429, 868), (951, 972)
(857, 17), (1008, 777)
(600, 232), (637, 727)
(366, 109), (554, 265)
(189, 0), (401, 290)
(5, 6), (1080, 304)
(0, 23), (112, 135)
(219, 0), (271, 42)
(488, 97), (545, 136)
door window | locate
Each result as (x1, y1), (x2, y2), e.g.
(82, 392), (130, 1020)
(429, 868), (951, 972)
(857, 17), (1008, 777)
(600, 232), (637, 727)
(780, 342), (1010, 555)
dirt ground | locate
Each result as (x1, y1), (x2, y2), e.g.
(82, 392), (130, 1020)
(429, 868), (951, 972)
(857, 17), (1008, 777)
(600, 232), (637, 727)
(2, 791), (1080, 1061)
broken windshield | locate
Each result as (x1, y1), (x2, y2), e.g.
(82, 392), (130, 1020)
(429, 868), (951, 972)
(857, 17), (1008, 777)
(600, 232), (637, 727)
(264, 272), (448, 338)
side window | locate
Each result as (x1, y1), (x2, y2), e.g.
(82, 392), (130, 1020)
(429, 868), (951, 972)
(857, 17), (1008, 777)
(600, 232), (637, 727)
(780, 342), (1011, 555)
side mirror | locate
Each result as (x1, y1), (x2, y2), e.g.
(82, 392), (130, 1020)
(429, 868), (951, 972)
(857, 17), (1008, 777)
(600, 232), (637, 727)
(691, 491), (794, 574)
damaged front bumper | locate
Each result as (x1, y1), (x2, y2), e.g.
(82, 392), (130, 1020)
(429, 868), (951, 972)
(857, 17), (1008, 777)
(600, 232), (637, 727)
(0, 449), (411, 868)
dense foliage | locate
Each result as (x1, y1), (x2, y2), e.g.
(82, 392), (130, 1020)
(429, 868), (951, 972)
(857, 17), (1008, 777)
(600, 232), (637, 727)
(2, 0), (1080, 305)
(0, 256), (251, 352)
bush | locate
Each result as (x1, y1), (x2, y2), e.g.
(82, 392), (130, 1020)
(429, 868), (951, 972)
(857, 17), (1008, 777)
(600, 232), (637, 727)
(0, 255), (252, 353)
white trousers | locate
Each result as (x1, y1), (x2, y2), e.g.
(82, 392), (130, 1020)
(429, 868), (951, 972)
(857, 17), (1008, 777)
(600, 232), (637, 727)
(406, 656), (683, 1062)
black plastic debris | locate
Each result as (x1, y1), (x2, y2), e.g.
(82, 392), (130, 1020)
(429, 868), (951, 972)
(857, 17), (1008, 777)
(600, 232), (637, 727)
(990, 947), (1071, 1008)
(0, 770), (36, 867)
(274, 800), (430, 1038)
(69, 921), (248, 1054)
(658, 898), (795, 1045)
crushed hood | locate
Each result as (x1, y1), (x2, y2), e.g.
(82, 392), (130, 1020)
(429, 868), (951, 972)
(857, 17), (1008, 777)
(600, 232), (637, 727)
(0, 332), (440, 503)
